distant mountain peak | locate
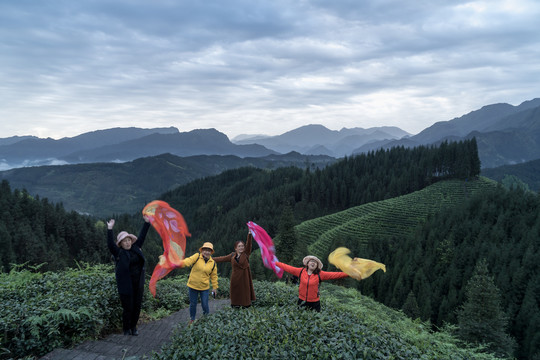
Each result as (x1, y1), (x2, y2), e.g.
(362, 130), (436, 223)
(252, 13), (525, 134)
(232, 133), (270, 142)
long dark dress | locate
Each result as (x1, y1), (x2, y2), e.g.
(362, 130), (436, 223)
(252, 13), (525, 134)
(213, 233), (256, 307)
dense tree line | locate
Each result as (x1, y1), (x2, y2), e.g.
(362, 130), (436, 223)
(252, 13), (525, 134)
(362, 186), (540, 359)
(155, 139), (480, 277)
(0, 180), (110, 272)
(0, 139), (480, 272)
(0, 139), (479, 273)
(0, 180), (162, 272)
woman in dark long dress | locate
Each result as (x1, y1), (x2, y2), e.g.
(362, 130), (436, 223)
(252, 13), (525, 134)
(213, 232), (256, 307)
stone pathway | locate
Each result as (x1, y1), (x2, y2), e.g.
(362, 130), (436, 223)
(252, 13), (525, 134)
(40, 299), (229, 360)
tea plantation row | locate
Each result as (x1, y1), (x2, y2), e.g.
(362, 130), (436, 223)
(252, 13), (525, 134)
(1, 264), (501, 359)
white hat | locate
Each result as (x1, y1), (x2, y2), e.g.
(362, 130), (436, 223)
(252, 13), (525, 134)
(116, 231), (137, 247)
(303, 255), (323, 270)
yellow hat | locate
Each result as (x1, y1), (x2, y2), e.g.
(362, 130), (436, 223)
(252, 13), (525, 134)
(199, 242), (214, 254)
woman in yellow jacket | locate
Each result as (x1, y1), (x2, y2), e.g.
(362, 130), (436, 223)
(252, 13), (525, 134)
(181, 242), (219, 323)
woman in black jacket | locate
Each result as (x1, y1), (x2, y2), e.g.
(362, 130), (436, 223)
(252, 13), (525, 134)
(107, 216), (150, 335)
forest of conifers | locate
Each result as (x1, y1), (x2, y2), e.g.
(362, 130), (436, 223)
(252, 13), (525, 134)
(1, 138), (539, 358)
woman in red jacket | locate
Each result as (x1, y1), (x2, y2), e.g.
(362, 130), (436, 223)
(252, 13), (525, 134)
(275, 255), (348, 312)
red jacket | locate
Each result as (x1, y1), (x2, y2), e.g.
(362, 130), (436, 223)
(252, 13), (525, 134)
(276, 262), (348, 302)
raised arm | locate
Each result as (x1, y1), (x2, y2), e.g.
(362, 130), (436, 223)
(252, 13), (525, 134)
(135, 217), (151, 248)
(245, 232), (253, 256)
(106, 219), (119, 257)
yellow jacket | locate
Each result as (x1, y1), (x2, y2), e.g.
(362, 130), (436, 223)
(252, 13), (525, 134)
(182, 253), (218, 291)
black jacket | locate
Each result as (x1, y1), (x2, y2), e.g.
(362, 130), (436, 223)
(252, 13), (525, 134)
(107, 222), (150, 295)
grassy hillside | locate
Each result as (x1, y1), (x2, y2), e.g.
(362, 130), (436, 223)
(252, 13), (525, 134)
(292, 177), (497, 261)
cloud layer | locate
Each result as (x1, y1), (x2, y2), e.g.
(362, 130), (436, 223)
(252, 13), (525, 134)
(1, 0), (539, 139)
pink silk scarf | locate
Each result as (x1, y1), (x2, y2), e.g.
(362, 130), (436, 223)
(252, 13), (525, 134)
(247, 221), (283, 278)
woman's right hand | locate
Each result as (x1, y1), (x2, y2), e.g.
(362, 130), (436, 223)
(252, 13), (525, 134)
(107, 219), (115, 230)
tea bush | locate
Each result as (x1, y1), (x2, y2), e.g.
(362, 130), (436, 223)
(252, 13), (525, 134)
(0, 264), (121, 358)
(252, 280), (297, 307)
(1, 266), (503, 360)
(0, 264), (221, 359)
(154, 281), (503, 360)
(147, 275), (230, 316)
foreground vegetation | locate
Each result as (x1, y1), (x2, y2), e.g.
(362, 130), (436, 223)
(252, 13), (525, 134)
(156, 281), (502, 359)
(0, 265), (503, 360)
(0, 264), (227, 359)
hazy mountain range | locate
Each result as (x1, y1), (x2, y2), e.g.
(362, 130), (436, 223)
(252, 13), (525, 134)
(352, 98), (540, 168)
(1, 98), (539, 171)
(1, 98), (540, 216)
(0, 124), (407, 170)
(231, 125), (410, 157)
(0, 127), (275, 170)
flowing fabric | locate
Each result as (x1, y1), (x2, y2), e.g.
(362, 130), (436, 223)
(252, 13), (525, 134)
(143, 200), (191, 297)
(328, 247), (386, 280)
(246, 221), (284, 278)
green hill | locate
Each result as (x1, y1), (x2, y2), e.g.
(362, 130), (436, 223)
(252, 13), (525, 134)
(481, 157), (540, 192)
(292, 177), (496, 261)
(0, 152), (335, 218)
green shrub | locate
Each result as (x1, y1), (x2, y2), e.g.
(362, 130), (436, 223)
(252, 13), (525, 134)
(154, 281), (503, 360)
(252, 280), (297, 307)
(0, 264), (121, 358)
(0, 264), (232, 359)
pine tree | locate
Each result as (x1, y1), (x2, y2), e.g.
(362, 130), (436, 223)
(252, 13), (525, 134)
(458, 259), (516, 358)
(276, 205), (298, 265)
(468, 137), (481, 177)
(0, 223), (15, 271)
(402, 291), (421, 319)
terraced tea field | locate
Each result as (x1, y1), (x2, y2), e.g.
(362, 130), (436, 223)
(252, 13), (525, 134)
(298, 177), (497, 258)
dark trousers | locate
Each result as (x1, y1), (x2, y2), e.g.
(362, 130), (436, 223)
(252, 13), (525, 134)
(119, 285), (144, 331)
(297, 298), (321, 312)
(188, 287), (209, 321)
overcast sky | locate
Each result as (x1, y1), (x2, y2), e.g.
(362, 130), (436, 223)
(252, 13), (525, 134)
(1, 0), (539, 140)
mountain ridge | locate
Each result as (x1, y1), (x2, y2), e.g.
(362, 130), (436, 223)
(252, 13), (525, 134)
(1, 98), (539, 170)
(0, 151), (336, 217)
(351, 98), (540, 168)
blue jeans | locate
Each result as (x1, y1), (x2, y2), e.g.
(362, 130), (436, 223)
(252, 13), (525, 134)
(188, 287), (209, 321)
